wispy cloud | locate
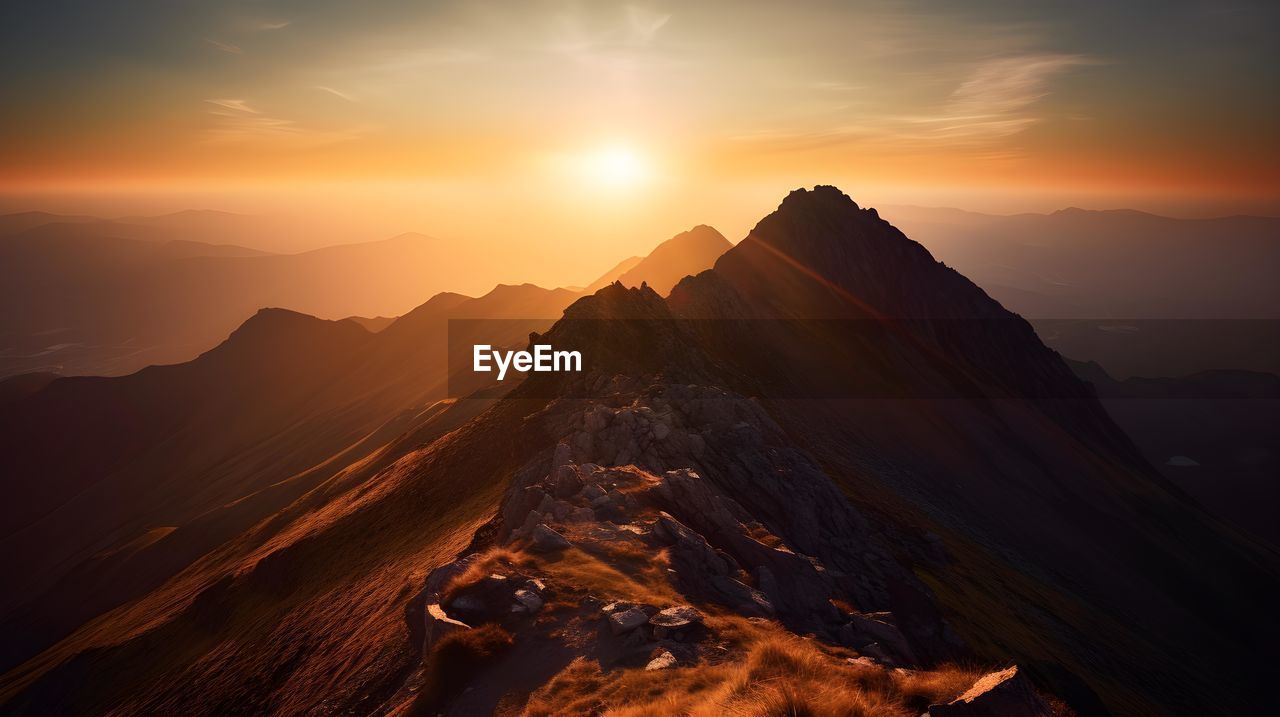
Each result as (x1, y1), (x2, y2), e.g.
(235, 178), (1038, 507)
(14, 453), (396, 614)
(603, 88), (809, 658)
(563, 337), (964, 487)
(626, 6), (671, 45)
(205, 98), (257, 114)
(315, 85), (357, 102)
(939, 54), (1093, 139)
(355, 47), (485, 75)
(202, 98), (365, 147)
(737, 53), (1095, 154)
(247, 19), (290, 32)
(205, 38), (242, 55)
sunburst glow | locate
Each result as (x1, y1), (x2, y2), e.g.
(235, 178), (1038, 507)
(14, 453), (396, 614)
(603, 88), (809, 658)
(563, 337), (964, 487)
(581, 145), (651, 188)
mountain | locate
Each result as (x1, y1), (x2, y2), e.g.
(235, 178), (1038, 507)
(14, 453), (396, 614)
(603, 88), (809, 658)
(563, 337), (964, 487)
(880, 205), (1280, 319)
(880, 205), (1280, 377)
(585, 224), (731, 295)
(1069, 360), (1280, 546)
(1, 188), (1275, 715)
(1, 215), (734, 379)
(0, 281), (574, 676)
(0, 222), (455, 378)
(582, 255), (643, 293)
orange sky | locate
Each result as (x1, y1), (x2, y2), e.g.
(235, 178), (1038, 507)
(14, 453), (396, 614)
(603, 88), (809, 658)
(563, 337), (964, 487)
(2, 0), (1278, 275)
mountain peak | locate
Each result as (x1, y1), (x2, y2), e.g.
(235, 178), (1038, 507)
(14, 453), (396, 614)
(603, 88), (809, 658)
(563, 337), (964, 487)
(598, 224), (732, 296)
(777, 185), (861, 213)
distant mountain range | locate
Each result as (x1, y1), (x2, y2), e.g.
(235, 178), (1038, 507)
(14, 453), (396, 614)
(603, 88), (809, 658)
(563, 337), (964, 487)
(1, 188), (1274, 715)
(882, 206), (1280, 377)
(0, 214), (727, 379)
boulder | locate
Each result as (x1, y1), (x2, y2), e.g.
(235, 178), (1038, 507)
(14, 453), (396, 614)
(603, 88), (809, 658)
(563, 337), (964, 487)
(512, 589), (544, 614)
(927, 666), (1052, 717)
(608, 608), (650, 635)
(446, 573), (520, 624)
(502, 486), (547, 537)
(645, 650), (678, 670)
(551, 464), (583, 498)
(649, 605), (705, 639)
(652, 421), (671, 440)
(567, 507), (596, 523)
(551, 440), (573, 468)
(531, 524), (570, 552)
(424, 603), (469, 650)
(843, 612), (918, 667)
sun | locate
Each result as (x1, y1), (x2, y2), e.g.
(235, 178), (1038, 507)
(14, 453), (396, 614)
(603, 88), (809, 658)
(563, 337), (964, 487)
(582, 145), (651, 187)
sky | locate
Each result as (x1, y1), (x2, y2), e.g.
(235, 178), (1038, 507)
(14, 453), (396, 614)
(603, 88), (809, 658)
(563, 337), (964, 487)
(1, 0), (1278, 275)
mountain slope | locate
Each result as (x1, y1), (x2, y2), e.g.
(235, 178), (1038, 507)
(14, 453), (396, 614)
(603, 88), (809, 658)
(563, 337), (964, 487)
(1, 188), (1274, 716)
(1070, 360), (1280, 546)
(586, 225), (731, 296)
(0, 282), (575, 674)
(669, 187), (1278, 714)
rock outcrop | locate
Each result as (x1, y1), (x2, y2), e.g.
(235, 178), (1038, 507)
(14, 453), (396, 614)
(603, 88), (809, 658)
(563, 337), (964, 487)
(927, 665), (1054, 717)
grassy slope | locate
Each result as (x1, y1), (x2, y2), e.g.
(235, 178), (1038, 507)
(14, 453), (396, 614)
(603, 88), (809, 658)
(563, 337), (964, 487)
(0, 396), (549, 714)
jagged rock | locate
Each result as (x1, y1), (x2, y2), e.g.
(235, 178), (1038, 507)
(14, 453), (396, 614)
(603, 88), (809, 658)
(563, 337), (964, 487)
(550, 500), (573, 521)
(842, 612), (918, 667)
(531, 524), (570, 552)
(551, 464), (583, 498)
(650, 605), (703, 629)
(709, 575), (774, 617)
(502, 486), (547, 538)
(512, 589), (544, 614)
(602, 601), (657, 617)
(608, 608), (650, 635)
(655, 469), (842, 627)
(645, 650), (677, 670)
(567, 507), (596, 523)
(606, 487), (635, 510)
(424, 603), (469, 648)
(926, 666), (1052, 717)
(653, 512), (733, 576)
(583, 483), (607, 501)
(585, 405), (611, 432)
(551, 440), (573, 468)
(649, 606), (704, 639)
(857, 642), (893, 665)
(421, 553), (482, 600)
(447, 573), (525, 624)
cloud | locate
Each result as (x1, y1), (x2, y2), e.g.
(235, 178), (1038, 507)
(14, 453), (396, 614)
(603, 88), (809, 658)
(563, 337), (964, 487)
(205, 98), (257, 114)
(205, 38), (243, 55)
(738, 53), (1095, 154)
(247, 19), (290, 32)
(626, 6), (671, 45)
(942, 54), (1093, 135)
(315, 85), (357, 102)
(202, 98), (364, 147)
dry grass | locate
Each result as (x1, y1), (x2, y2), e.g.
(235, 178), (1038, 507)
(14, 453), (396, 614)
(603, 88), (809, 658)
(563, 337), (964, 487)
(535, 546), (677, 608)
(440, 547), (531, 604)
(520, 622), (988, 717)
(409, 624), (514, 716)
